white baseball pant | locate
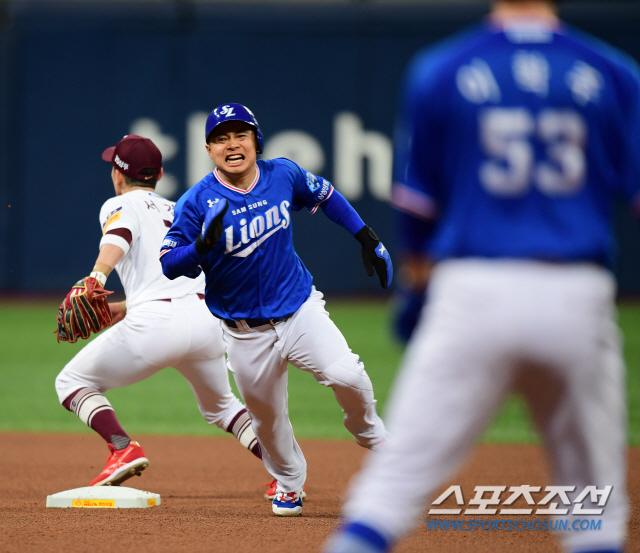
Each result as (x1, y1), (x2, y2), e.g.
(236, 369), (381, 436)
(341, 259), (628, 552)
(55, 294), (246, 431)
(222, 287), (387, 492)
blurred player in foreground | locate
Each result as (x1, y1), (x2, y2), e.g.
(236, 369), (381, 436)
(55, 135), (261, 487)
(324, 0), (640, 551)
(160, 103), (392, 516)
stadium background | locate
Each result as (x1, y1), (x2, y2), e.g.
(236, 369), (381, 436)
(2, 0), (640, 295)
(1, 0), (640, 441)
(2, 2), (640, 551)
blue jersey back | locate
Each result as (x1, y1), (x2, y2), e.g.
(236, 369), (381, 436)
(164, 158), (333, 319)
(392, 19), (640, 264)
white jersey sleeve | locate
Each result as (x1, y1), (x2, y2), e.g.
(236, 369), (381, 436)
(98, 190), (205, 309)
(99, 199), (139, 256)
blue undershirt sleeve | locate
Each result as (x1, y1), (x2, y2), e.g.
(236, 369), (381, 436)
(160, 242), (205, 280)
(319, 189), (366, 235)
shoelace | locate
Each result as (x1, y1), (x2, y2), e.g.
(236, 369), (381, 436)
(275, 491), (300, 503)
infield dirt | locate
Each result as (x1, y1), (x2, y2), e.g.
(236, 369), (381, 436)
(0, 433), (637, 552)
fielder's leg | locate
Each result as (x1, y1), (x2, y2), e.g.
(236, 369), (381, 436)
(54, 325), (152, 484)
(172, 301), (261, 458)
(175, 357), (261, 459)
(61, 387), (131, 450)
(57, 386), (149, 486)
(54, 302), (183, 485)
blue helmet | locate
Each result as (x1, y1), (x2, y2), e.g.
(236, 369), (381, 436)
(205, 103), (264, 154)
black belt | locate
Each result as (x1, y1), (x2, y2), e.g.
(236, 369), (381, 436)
(224, 314), (292, 329)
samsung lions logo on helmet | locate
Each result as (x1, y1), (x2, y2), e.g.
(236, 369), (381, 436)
(216, 105), (236, 118)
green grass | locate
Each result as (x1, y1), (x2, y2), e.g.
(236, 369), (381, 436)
(1, 299), (639, 444)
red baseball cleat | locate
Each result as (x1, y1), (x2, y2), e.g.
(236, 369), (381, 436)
(90, 441), (149, 486)
(262, 479), (306, 501)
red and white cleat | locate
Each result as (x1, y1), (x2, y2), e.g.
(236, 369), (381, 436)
(262, 479), (306, 501)
(90, 441), (149, 486)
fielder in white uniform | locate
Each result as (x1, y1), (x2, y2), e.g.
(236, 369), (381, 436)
(324, 0), (639, 552)
(160, 103), (393, 516)
(55, 134), (260, 487)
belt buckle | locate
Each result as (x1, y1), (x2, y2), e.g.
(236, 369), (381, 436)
(270, 314), (290, 326)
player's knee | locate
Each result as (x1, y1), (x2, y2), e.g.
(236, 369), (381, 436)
(322, 353), (374, 392)
(198, 397), (242, 429)
(55, 366), (94, 405)
(54, 370), (72, 405)
(198, 410), (226, 428)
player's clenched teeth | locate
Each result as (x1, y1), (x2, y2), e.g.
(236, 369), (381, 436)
(226, 154), (245, 164)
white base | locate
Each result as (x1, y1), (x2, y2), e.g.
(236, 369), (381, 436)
(46, 486), (161, 509)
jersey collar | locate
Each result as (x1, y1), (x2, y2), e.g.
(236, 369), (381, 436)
(213, 165), (260, 194)
(487, 15), (562, 33)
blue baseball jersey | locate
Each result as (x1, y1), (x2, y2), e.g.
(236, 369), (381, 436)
(392, 18), (640, 264)
(161, 158), (333, 320)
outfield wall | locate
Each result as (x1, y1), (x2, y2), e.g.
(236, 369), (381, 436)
(1, 1), (640, 293)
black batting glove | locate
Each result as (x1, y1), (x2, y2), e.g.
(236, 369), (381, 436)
(354, 225), (394, 289)
(195, 199), (228, 255)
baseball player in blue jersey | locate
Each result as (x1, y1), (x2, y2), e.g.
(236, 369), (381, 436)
(159, 102), (392, 516)
(324, 0), (640, 552)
